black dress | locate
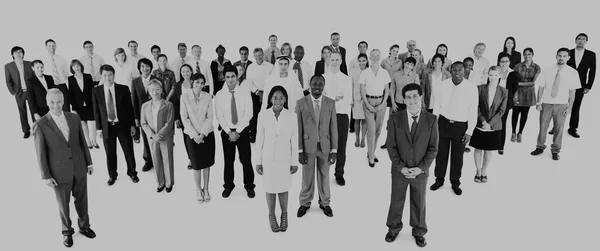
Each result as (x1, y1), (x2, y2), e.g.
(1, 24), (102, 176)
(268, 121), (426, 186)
(469, 128), (502, 151)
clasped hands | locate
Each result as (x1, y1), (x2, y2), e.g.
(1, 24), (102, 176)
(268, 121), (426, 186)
(400, 167), (423, 179)
(256, 165), (298, 175)
(193, 134), (205, 144)
(298, 152), (336, 165)
(227, 131), (240, 142)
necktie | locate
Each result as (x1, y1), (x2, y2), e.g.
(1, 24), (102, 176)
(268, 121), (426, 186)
(56, 116), (70, 140)
(230, 90), (238, 125)
(52, 56), (60, 83)
(551, 68), (561, 98)
(271, 50), (276, 64)
(294, 61), (304, 88)
(196, 61), (201, 74)
(89, 55), (95, 80)
(241, 62), (247, 79)
(107, 88), (117, 121)
(314, 99), (321, 140)
(410, 115), (418, 141)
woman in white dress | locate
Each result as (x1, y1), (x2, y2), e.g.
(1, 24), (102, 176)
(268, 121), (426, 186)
(112, 48), (132, 90)
(254, 85), (299, 233)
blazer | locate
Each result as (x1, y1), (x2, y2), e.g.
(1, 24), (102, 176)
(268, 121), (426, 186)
(92, 83), (135, 136)
(567, 49), (596, 89)
(5, 60), (33, 95)
(422, 69), (452, 109)
(254, 108), (299, 166)
(295, 95), (338, 154)
(180, 91), (214, 138)
(314, 60), (326, 76)
(140, 99), (175, 140)
(210, 59), (232, 82)
(26, 74), (58, 116)
(33, 112), (92, 184)
(131, 75), (159, 121)
(68, 74), (95, 112)
(504, 71), (520, 109)
(233, 60), (253, 80)
(386, 109), (438, 177)
(476, 84), (508, 130)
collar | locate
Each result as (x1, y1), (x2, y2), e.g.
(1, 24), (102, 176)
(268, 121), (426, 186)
(407, 109), (421, 120)
(142, 74), (152, 82)
(104, 83), (115, 90)
(50, 111), (65, 122)
(37, 75), (45, 81)
(310, 94), (322, 103)
(226, 83), (239, 92)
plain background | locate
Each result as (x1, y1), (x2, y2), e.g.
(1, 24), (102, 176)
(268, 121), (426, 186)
(0, 0), (598, 250)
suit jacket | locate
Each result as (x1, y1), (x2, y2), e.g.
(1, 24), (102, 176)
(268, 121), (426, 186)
(254, 108), (299, 166)
(476, 84), (508, 130)
(422, 69), (452, 109)
(210, 59), (232, 83)
(331, 46), (347, 75)
(295, 95), (338, 154)
(131, 75), (159, 121)
(314, 60), (326, 76)
(33, 112), (92, 184)
(140, 99), (175, 140)
(26, 74), (59, 116)
(386, 109), (438, 177)
(68, 74), (95, 112)
(92, 83), (135, 137)
(233, 60), (253, 80)
(5, 60), (33, 95)
(567, 49), (596, 89)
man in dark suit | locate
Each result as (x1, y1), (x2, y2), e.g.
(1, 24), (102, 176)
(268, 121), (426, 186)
(330, 32), (348, 75)
(384, 83), (438, 248)
(566, 33), (596, 138)
(92, 64), (139, 186)
(296, 75), (338, 218)
(5, 46), (34, 138)
(27, 60), (68, 121)
(233, 46), (253, 81)
(33, 88), (96, 247)
(131, 58), (158, 172)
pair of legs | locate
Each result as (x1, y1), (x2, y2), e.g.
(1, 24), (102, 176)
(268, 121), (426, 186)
(266, 192), (289, 214)
(149, 136), (174, 188)
(53, 175), (90, 236)
(221, 130), (255, 191)
(434, 116), (467, 186)
(299, 147), (331, 207)
(473, 149), (493, 177)
(386, 170), (427, 237)
(536, 104), (568, 153)
(364, 97), (386, 163)
(194, 169), (211, 198)
(354, 119), (367, 147)
(511, 106), (530, 136)
(103, 123), (137, 179)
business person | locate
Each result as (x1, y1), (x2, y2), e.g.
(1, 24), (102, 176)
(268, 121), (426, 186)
(498, 53), (519, 154)
(385, 83), (438, 248)
(27, 60), (64, 121)
(33, 88), (96, 247)
(422, 54), (452, 113)
(330, 32), (348, 75)
(41, 39), (70, 111)
(92, 64), (139, 186)
(5, 46), (34, 138)
(68, 59), (99, 149)
(211, 45), (232, 95)
(132, 58), (158, 171)
(79, 41), (105, 84)
(565, 33), (596, 138)
(350, 53), (369, 148)
(296, 75), (338, 218)
(140, 80), (175, 193)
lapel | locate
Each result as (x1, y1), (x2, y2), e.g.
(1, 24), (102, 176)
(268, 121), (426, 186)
(489, 85), (501, 114)
(413, 109), (426, 143)
(65, 113), (76, 143)
(97, 87), (107, 114)
(480, 85), (489, 111)
(46, 114), (68, 143)
(305, 96), (317, 123)
(579, 49), (588, 69)
(401, 111), (412, 144)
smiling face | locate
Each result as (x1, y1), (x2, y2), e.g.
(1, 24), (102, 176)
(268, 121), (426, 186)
(269, 36), (278, 47)
(505, 39), (514, 51)
(523, 50), (533, 62)
(72, 63), (83, 74)
(192, 78), (205, 93)
(148, 84), (163, 100)
(499, 57), (510, 70)
(101, 70), (115, 85)
(404, 61), (414, 71)
(151, 48), (161, 60)
(369, 50), (381, 63)
(330, 53), (342, 70)
(225, 71), (237, 88)
(331, 34), (340, 47)
(390, 47), (399, 58)
(321, 48), (332, 60)
(181, 66), (192, 80)
(406, 41), (416, 52)
(294, 47), (305, 61)
(178, 46), (187, 58)
(358, 43), (368, 54)
(192, 46), (201, 59)
(236, 65), (245, 78)
(84, 43), (94, 55)
(12, 49), (24, 61)
(115, 53), (126, 63)
(129, 42), (138, 54)
(158, 56), (168, 69)
(217, 47), (225, 57)
(358, 57), (368, 70)
(451, 64), (465, 82)
(433, 57), (443, 69)
(239, 49), (249, 62)
(140, 62), (152, 76)
(33, 62), (44, 77)
(254, 51), (264, 64)
(281, 45), (291, 57)
(310, 77), (325, 98)
(404, 90), (422, 113)
(270, 90), (286, 111)
(47, 92), (64, 116)
(437, 46), (447, 56)
(488, 68), (500, 84)
(474, 44), (486, 58)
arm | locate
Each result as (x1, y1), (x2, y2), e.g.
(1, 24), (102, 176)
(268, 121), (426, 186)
(200, 99), (214, 136)
(386, 116), (407, 169)
(26, 79), (39, 115)
(378, 79), (390, 110)
(131, 82), (141, 121)
(253, 113), (264, 165)
(156, 102), (175, 137)
(92, 88), (102, 131)
(568, 89), (575, 112)
(432, 82), (442, 116)
(296, 101), (305, 153)
(33, 124), (52, 180)
(487, 90), (507, 126)
(467, 86), (479, 136)
(329, 102), (338, 152)
(237, 91), (253, 133)
(291, 112), (299, 165)
(205, 64), (214, 95)
(587, 53), (596, 89)
(76, 114), (92, 166)
(389, 74), (397, 104)
(140, 104), (155, 136)
(180, 97), (199, 138)
(124, 87), (135, 127)
(165, 72), (176, 100)
(214, 93), (231, 133)
(417, 116), (439, 172)
(5, 65), (16, 95)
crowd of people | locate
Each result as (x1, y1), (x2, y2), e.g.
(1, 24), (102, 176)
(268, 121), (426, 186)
(5, 32), (595, 248)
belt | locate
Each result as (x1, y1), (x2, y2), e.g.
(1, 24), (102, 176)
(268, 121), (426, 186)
(108, 121), (119, 126)
(441, 115), (465, 124)
(366, 95), (383, 99)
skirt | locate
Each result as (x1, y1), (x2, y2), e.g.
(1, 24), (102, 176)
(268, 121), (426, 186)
(352, 100), (365, 119)
(76, 105), (94, 121)
(185, 132), (216, 170)
(515, 85), (536, 107)
(262, 161), (293, 194)
(469, 128), (502, 151)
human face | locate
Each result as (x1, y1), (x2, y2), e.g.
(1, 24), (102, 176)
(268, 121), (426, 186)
(358, 57), (368, 70)
(279, 60), (289, 74)
(33, 63), (44, 77)
(464, 61), (474, 71)
(72, 63), (83, 74)
(47, 93), (64, 116)
(181, 66), (192, 80)
(217, 48), (225, 57)
(404, 90), (422, 112)
(404, 62), (414, 71)
(407, 40), (416, 52)
(576, 35), (587, 48)
(192, 79), (205, 93)
(369, 50), (381, 62)
(46, 41), (56, 54)
(281, 45), (291, 56)
(254, 51), (264, 64)
(12, 50), (24, 61)
(84, 43), (94, 55)
(321, 49), (332, 60)
(270, 90), (286, 111)
(148, 84), (162, 100)
(101, 70), (115, 85)
(390, 47), (399, 58)
(236, 65), (245, 78)
(158, 57), (168, 69)
(523, 50), (533, 62)
(499, 57), (510, 70)
(115, 53), (126, 63)
(225, 72), (238, 88)
(178, 46), (187, 58)
(488, 69), (500, 84)
(310, 77), (325, 97)
(433, 57), (443, 69)
(505, 39), (514, 51)
(474, 45), (485, 58)
(140, 63), (152, 77)
(331, 35), (340, 47)
(294, 47), (305, 61)
(412, 51), (421, 61)
(269, 36), (278, 47)
(152, 48), (161, 60)
(437, 46), (447, 56)
(358, 43), (368, 54)
(192, 47), (202, 58)
(129, 42), (138, 54)
(450, 64), (465, 82)
(556, 51), (570, 65)
(330, 53), (342, 70)
(240, 50), (249, 61)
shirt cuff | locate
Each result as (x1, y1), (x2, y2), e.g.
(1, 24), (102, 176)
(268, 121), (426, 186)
(330, 149), (337, 153)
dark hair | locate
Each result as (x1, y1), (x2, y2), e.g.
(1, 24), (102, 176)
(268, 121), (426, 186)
(498, 52), (511, 62)
(32, 59), (44, 67)
(557, 47), (570, 55)
(358, 41), (368, 48)
(128, 40), (138, 47)
(451, 61), (465, 69)
(138, 58), (153, 74)
(269, 34), (277, 40)
(357, 53), (368, 61)
(239, 46), (249, 53)
(224, 65), (237, 77)
(100, 64), (115, 74)
(157, 54), (168, 61)
(389, 44), (400, 54)
(404, 57), (417, 65)
(435, 44), (448, 57)
(151, 45), (161, 52)
(431, 53), (446, 66)
(331, 32), (340, 38)
(309, 75), (325, 84)
(179, 64), (193, 81)
(191, 45), (201, 50)
(502, 37), (517, 54)
(294, 45), (304, 51)
(321, 45), (333, 59)
(83, 40), (93, 48)
(576, 33), (588, 41)
(216, 44), (225, 53)
(10, 46), (24, 59)
(523, 47), (534, 55)
(45, 39), (56, 46)
(462, 57), (474, 64)
(191, 73), (206, 84)
(266, 85), (289, 110)
(402, 83), (423, 98)
(69, 59), (85, 74)
(177, 42), (187, 49)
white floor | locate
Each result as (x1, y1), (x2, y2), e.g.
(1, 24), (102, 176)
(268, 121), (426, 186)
(1, 96), (598, 251)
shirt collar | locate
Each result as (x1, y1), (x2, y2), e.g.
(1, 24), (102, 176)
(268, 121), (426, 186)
(407, 109), (421, 120)
(310, 94), (322, 103)
(104, 83), (115, 91)
(50, 111), (65, 122)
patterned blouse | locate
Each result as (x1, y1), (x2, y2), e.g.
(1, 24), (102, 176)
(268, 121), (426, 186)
(213, 58), (231, 82)
(513, 62), (541, 82)
(152, 68), (176, 97)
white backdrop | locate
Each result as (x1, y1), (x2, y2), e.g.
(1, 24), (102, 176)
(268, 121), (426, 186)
(0, 0), (598, 250)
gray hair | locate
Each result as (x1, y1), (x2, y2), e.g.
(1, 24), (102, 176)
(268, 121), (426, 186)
(46, 88), (64, 101)
(148, 79), (163, 89)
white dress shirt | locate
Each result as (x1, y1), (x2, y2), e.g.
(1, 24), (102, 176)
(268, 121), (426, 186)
(187, 58), (214, 93)
(215, 84), (253, 133)
(471, 55), (490, 85)
(246, 61), (273, 92)
(50, 111), (69, 140)
(291, 59), (313, 90)
(359, 66), (391, 96)
(538, 64), (580, 105)
(79, 54), (105, 82)
(42, 54), (69, 84)
(113, 63), (133, 90)
(575, 49), (584, 68)
(429, 72), (443, 109)
(407, 109), (421, 132)
(323, 70), (352, 115)
(128, 53), (146, 78)
(104, 83), (119, 122)
(262, 74), (303, 112)
(433, 78), (479, 135)
(141, 74), (152, 92)
(170, 55), (193, 82)
(16, 61), (27, 90)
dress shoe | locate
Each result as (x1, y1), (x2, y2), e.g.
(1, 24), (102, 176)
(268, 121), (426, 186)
(246, 188), (256, 198)
(63, 235), (73, 247)
(369, 161), (375, 168)
(464, 147), (471, 153)
(568, 130), (580, 138)
(297, 206), (309, 217)
(414, 235), (427, 247)
(130, 175), (139, 183)
(498, 150), (504, 155)
(157, 185), (165, 193)
(510, 133), (516, 142)
(385, 231), (398, 243)
(452, 185), (463, 195)
(166, 186), (173, 193)
(142, 163), (153, 172)
(23, 131), (31, 139)
(107, 177), (116, 186)
(249, 136), (256, 143)
(374, 157), (379, 162)
(222, 188), (233, 198)
(531, 148), (544, 156)
(336, 176), (346, 186)
(319, 205), (333, 217)
(552, 153), (560, 160)
(380, 144), (386, 149)
(430, 182), (443, 191)
(549, 130), (554, 135)
(79, 228), (96, 239)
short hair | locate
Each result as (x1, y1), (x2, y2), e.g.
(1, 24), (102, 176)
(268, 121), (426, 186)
(46, 88), (64, 101)
(331, 32), (340, 38)
(330, 52), (342, 60)
(557, 47), (570, 55)
(503, 37), (517, 53)
(357, 53), (368, 61)
(157, 54), (168, 61)
(10, 46), (24, 59)
(148, 79), (163, 89)
(309, 75), (325, 84)
(138, 58), (153, 74)
(523, 47), (534, 55)
(576, 33), (588, 41)
(498, 52), (511, 61)
(150, 45), (161, 52)
(358, 41), (368, 48)
(83, 40), (93, 48)
(216, 44), (225, 53)
(389, 44), (400, 52)
(451, 61), (465, 69)
(253, 48), (264, 54)
(404, 57), (417, 65)
(191, 45), (201, 50)
(177, 42), (187, 49)
(191, 73), (206, 84)
(32, 59), (44, 67)
(179, 64), (193, 81)
(266, 85), (289, 110)
(45, 39), (56, 46)
(99, 64), (115, 74)
(402, 83), (423, 98)
(223, 65), (237, 77)
(431, 53), (446, 66)
(114, 48), (127, 62)
(128, 40), (138, 47)
(474, 42), (486, 49)
(239, 46), (249, 53)
(294, 45), (304, 51)
(463, 57), (474, 64)
(435, 44), (448, 57)
(269, 34), (278, 40)
(69, 59), (85, 74)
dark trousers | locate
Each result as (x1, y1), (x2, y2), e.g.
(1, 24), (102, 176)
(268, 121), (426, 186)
(500, 108), (511, 150)
(569, 88), (585, 132)
(53, 175), (90, 236)
(140, 130), (153, 166)
(220, 130), (255, 190)
(511, 106), (530, 134)
(249, 92), (262, 141)
(349, 110), (355, 132)
(14, 90), (30, 133)
(434, 116), (467, 186)
(334, 114), (349, 178)
(103, 122), (137, 179)
(386, 169), (427, 237)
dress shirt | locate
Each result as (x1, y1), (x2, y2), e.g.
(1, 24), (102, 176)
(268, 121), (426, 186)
(575, 48), (584, 68)
(42, 54), (69, 84)
(37, 75), (48, 90)
(471, 55), (490, 85)
(180, 91), (214, 138)
(79, 54), (105, 82)
(215, 84), (253, 133)
(263, 47), (281, 64)
(539, 64), (580, 105)
(292, 60), (313, 90)
(262, 74), (303, 112)
(16, 61), (27, 90)
(151, 100), (161, 130)
(246, 61), (273, 92)
(128, 53), (146, 78)
(323, 71), (353, 114)
(433, 78), (479, 135)
(359, 67), (391, 96)
(75, 74), (85, 97)
(429, 72), (443, 109)
(170, 55), (193, 82)
(407, 109), (421, 132)
(391, 70), (420, 104)
(114, 63), (133, 90)
(188, 58), (214, 91)
(104, 83), (119, 122)
(50, 111), (69, 140)
(141, 74), (152, 91)
(488, 86), (497, 109)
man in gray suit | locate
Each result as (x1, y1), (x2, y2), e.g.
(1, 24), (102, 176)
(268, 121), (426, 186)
(385, 83), (438, 248)
(296, 75), (338, 218)
(33, 88), (96, 248)
(4, 46), (34, 138)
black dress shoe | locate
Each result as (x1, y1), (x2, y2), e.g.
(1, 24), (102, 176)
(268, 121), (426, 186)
(107, 177), (116, 186)
(380, 144), (387, 149)
(130, 175), (139, 183)
(552, 153), (560, 160)
(335, 176), (346, 186)
(374, 158), (379, 162)
(297, 206), (309, 217)
(385, 231), (398, 243)
(222, 188), (233, 198)
(568, 130), (580, 138)
(549, 130), (554, 135)
(369, 161), (375, 167)
(157, 185), (165, 192)
(414, 235), (427, 247)
(430, 182), (443, 191)
(246, 188), (255, 198)
(142, 163), (153, 172)
(79, 228), (96, 239)
(319, 205), (333, 217)
(452, 185), (463, 195)
(63, 235), (73, 247)
(23, 131), (31, 139)
(464, 147), (471, 153)
(498, 150), (504, 155)
(531, 148), (544, 156)
(166, 186), (173, 193)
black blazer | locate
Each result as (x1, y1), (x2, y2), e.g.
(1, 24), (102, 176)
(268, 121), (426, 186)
(210, 60), (232, 82)
(26, 74), (59, 117)
(92, 83), (135, 137)
(505, 71), (520, 109)
(131, 75), (158, 121)
(497, 51), (522, 69)
(233, 60), (253, 80)
(476, 84), (508, 131)
(567, 49), (596, 89)
(4, 60), (34, 95)
(333, 46), (348, 75)
(314, 60), (326, 76)
(68, 74), (95, 112)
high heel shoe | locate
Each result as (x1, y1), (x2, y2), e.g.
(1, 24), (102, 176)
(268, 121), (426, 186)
(360, 141), (365, 148)
(197, 189), (205, 203)
(204, 190), (211, 203)
(510, 133), (516, 142)
(517, 133), (522, 143)
(269, 213), (280, 232)
(279, 212), (288, 232)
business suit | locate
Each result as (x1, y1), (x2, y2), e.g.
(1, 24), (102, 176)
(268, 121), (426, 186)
(567, 48), (596, 133)
(140, 100), (175, 187)
(386, 109), (438, 237)
(296, 95), (338, 207)
(92, 83), (137, 180)
(68, 74), (95, 121)
(476, 85), (508, 130)
(233, 60), (253, 80)
(5, 60), (34, 133)
(314, 60), (327, 76)
(33, 112), (92, 236)
(131, 75), (159, 167)
(27, 74), (68, 119)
